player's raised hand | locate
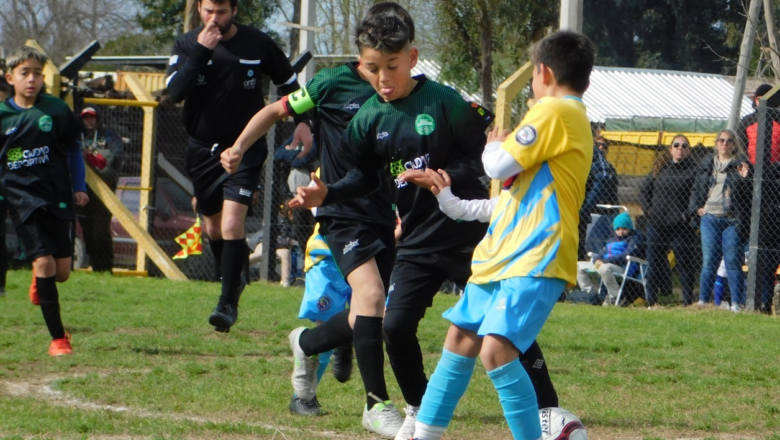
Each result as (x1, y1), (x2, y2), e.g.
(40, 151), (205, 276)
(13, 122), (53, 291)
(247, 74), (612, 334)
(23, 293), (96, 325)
(425, 168), (451, 196)
(397, 169), (434, 190)
(74, 191), (89, 207)
(287, 122), (313, 159)
(290, 173), (327, 208)
(487, 125), (510, 144)
(221, 146), (243, 174)
(197, 21), (222, 50)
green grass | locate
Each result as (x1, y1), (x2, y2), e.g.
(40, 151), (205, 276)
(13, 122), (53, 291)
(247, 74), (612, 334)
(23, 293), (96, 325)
(1, 270), (780, 440)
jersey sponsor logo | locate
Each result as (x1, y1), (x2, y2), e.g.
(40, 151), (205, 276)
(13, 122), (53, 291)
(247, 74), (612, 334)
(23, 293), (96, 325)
(239, 188), (252, 197)
(197, 74), (206, 85)
(342, 103), (360, 111)
(495, 297), (507, 310)
(38, 115), (53, 133)
(415, 114), (435, 136)
(316, 295), (332, 311)
(391, 154), (429, 188)
(515, 125), (538, 146)
(244, 78), (257, 89)
(342, 239), (359, 255)
(376, 131), (389, 140)
(169, 55), (179, 65)
(5, 127), (17, 135)
(6, 146), (50, 170)
(247, 69), (254, 77)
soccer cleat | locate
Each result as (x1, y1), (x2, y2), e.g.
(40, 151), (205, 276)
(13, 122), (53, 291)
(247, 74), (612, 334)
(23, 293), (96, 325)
(289, 395), (322, 416)
(29, 269), (39, 306)
(289, 327), (319, 401)
(331, 342), (353, 383)
(209, 303), (238, 332)
(394, 404), (419, 440)
(49, 333), (72, 356)
(362, 393), (403, 439)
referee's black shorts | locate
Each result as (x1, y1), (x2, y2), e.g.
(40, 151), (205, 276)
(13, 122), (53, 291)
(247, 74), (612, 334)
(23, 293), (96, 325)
(320, 219), (396, 291)
(13, 208), (72, 261)
(386, 248), (474, 311)
(186, 137), (266, 217)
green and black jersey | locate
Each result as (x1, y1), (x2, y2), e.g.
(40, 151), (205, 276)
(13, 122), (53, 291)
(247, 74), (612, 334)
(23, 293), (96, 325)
(0, 95), (81, 222)
(327, 75), (494, 255)
(282, 62), (395, 227)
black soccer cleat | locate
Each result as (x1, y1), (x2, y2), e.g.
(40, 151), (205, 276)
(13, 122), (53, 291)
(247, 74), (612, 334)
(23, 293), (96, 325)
(331, 342), (353, 383)
(209, 303), (238, 332)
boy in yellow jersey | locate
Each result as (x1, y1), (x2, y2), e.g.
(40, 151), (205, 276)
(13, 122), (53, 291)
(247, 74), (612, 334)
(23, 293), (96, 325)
(411, 31), (595, 440)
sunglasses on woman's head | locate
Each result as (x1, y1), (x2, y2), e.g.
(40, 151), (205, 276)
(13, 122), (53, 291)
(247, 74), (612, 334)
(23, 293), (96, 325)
(717, 138), (735, 144)
(672, 142), (689, 149)
(596, 142), (608, 149)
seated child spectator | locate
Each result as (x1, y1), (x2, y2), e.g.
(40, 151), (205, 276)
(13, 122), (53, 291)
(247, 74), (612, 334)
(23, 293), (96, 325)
(576, 212), (644, 305)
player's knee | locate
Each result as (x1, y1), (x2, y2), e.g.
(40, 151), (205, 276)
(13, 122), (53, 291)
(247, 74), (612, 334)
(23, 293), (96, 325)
(383, 310), (416, 343)
(55, 271), (70, 283)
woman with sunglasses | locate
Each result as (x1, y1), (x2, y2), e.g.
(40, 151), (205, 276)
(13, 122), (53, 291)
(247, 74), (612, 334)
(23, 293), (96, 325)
(689, 129), (752, 312)
(641, 134), (700, 307)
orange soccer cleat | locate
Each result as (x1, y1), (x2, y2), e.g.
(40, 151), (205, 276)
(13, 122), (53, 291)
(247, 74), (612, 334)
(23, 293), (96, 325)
(29, 269), (39, 306)
(48, 334), (73, 356)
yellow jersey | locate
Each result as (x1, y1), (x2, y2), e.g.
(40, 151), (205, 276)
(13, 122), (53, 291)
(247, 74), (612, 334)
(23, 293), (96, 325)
(469, 97), (592, 286)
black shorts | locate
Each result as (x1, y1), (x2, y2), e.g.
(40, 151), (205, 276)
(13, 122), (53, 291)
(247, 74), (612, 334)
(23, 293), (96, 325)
(386, 249), (474, 311)
(320, 219), (396, 291)
(186, 137), (266, 217)
(13, 208), (72, 261)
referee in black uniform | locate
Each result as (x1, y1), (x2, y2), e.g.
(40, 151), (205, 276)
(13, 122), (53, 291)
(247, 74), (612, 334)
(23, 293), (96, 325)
(166, 0), (311, 332)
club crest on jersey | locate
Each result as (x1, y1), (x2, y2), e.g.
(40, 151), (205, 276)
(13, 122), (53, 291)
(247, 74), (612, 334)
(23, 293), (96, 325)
(515, 125), (537, 146)
(317, 295), (332, 311)
(38, 115), (53, 133)
(415, 114), (435, 136)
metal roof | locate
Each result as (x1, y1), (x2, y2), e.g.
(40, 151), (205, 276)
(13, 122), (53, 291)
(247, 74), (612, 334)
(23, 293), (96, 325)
(412, 59), (482, 102)
(584, 66), (754, 123)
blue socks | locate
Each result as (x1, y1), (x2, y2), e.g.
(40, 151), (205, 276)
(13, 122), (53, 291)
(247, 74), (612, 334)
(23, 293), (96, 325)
(487, 358), (541, 440)
(417, 349), (476, 428)
(317, 350), (333, 384)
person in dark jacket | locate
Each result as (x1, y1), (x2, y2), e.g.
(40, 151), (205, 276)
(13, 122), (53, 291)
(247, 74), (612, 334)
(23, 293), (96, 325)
(689, 129), (752, 311)
(640, 134), (700, 306)
(576, 212), (644, 305)
(578, 136), (619, 260)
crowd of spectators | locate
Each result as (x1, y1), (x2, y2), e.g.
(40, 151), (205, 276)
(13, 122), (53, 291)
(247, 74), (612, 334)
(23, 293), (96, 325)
(574, 84), (780, 314)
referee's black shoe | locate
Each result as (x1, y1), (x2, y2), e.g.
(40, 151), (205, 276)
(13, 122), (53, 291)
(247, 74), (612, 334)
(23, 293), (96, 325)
(331, 342), (353, 383)
(209, 303), (238, 333)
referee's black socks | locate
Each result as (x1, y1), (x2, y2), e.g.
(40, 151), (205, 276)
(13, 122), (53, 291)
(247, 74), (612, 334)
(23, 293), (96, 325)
(219, 239), (247, 306)
(209, 239), (224, 281)
(37, 275), (65, 340)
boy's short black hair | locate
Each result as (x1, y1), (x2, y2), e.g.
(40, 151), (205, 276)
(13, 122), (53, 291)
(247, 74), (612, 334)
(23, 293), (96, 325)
(0, 79), (12, 97)
(531, 31), (595, 94)
(6, 46), (48, 72)
(355, 12), (411, 53)
(199, 0), (237, 8)
(365, 2), (415, 43)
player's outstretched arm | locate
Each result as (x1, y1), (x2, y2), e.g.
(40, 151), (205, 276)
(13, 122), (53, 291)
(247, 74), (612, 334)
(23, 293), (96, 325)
(290, 173), (328, 208)
(422, 169), (496, 223)
(482, 125), (524, 180)
(222, 101), (290, 174)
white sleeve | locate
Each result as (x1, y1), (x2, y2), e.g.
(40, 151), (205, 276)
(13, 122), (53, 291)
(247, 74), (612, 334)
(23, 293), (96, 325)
(434, 187), (498, 223)
(482, 140), (524, 180)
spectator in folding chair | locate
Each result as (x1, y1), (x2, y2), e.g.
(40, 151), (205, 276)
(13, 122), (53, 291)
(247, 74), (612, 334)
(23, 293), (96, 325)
(576, 212), (644, 306)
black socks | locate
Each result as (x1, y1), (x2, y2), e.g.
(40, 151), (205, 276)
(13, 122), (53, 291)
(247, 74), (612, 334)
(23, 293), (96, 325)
(353, 315), (389, 409)
(520, 340), (559, 409)
(299, 309), (353, 356)
(37, 276), (64, 340)
(209, 239), (224, 282)
(219, 239), (247, 306)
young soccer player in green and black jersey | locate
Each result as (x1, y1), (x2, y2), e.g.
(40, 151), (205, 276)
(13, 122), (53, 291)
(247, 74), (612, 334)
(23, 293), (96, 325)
(292, 12), (560, 440)
(0, 46), (89, 356)
(224, 3), (413, 434)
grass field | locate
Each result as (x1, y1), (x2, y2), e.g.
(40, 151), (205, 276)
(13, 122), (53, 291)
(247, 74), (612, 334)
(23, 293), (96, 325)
(1, 270), (780, 440)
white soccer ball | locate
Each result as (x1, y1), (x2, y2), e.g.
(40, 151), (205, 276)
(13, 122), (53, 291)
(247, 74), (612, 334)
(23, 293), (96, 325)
(539, 407), (588, 440)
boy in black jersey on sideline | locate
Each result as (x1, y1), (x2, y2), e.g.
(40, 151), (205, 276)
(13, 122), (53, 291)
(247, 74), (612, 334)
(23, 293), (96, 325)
(291, 12), (560, 440)
(166, 0), (311, 333)
(0, 46), (89, 356)
(224, 3), (411, 433)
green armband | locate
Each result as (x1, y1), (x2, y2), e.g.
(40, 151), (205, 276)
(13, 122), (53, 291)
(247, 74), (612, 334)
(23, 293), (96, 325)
(288, 87), (315, 114)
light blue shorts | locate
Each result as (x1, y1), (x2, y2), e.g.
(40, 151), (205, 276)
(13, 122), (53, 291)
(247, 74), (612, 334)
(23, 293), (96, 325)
(442, 277), (565, 353)
(298, 257), (352, 322)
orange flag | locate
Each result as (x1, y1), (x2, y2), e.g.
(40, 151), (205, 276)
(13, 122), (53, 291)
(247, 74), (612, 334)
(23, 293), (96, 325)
(173, 217), (202, 259)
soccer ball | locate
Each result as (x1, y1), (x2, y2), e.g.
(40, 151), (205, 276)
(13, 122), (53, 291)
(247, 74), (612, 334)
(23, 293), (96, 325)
(539, 407), (588, 440)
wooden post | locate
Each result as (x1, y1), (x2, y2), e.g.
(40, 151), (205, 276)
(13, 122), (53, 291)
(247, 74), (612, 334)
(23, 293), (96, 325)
(729, 0), (764, 131)
(184, 0), (200, 32)
(492, 62), (533, 196)
(763, 0), (780, 77)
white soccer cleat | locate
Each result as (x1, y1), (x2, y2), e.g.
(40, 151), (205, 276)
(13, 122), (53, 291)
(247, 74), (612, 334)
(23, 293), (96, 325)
(362, 393), (403, 439)
(394, 404), (420, 440)
(289, 327), (319, 401)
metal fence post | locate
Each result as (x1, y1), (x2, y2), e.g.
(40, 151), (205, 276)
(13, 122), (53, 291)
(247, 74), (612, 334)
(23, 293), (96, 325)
(747, 100), (771, 311)
(259, 85), (277, 281)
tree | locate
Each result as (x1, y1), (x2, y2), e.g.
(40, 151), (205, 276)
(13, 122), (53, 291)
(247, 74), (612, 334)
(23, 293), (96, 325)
(136, 0), (279, 46)
(0, 0), (138, 65)
(434, 0), (557, 109)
